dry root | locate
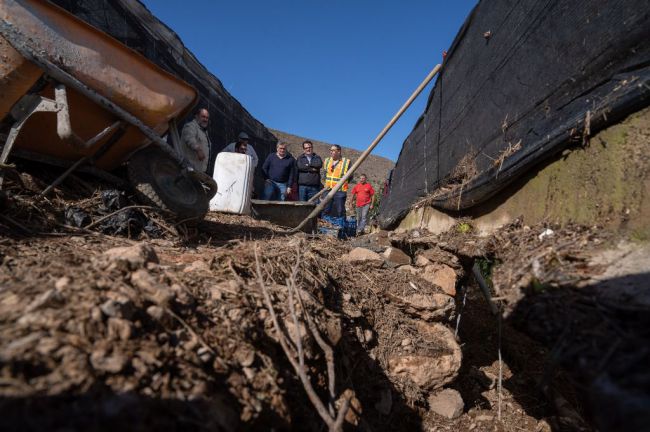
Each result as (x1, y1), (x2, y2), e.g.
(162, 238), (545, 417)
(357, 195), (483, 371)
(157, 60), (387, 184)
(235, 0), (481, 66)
(254, 244), (351, 432)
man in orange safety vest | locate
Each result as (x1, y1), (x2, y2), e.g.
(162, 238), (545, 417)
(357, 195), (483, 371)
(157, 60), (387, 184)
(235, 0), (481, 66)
(322, 144), (352, 219)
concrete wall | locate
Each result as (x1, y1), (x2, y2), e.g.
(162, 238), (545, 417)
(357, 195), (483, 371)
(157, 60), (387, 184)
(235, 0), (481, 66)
(397, 108), (650, 238)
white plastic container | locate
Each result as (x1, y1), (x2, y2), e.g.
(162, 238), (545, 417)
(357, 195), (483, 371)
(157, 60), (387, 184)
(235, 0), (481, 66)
(210, 152), (254, 214)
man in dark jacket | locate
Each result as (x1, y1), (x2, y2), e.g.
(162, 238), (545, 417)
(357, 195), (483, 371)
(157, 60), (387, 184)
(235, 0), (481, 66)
(261, 142), (296, 201)
(296, 140), (323, 201)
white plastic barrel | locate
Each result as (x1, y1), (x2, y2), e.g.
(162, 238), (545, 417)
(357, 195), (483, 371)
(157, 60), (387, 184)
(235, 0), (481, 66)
(210, 152), (254, 214)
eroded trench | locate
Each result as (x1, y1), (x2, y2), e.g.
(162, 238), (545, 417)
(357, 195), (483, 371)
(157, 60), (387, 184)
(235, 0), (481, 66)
(0, 167), (647, 431)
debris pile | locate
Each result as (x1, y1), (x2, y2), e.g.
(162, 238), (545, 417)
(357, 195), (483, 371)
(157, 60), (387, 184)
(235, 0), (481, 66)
(0, 167), (471, 430)
(2, 166), (646, 431)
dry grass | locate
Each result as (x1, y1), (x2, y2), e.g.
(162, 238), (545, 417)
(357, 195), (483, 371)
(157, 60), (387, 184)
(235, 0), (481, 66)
(490, 139), (522, 177)
(412, 149), (479, 210)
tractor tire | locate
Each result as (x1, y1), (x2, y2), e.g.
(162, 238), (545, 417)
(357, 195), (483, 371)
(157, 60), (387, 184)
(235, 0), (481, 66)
(128, 147), (208, 220)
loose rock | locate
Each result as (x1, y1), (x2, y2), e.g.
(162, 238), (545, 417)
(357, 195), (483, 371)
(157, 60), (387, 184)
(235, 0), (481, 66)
(382, 247), (411, 267)
(421, 264), (458, 296)
(419, 246), (461, 267)
(183, 259), (211, 273)
(415, 255), (432, 267)
(397, 264), (418, 274)
(476, 414), (494, 422)
(107, 318), (133, 341)
(98, 243), (159, 271)
(55, 276), (71, 291)
(428, 388), (464, 419)
(197, 346), (213, 363)
(146, 305), (165, 321)
(210, 280), (240, 299)
(131, 269), (174, 306)
(234, 346), (256, 368)
(396, 292), (455, 321)
(365, 231), (392, 249)
(389, 322), (461, 390)
(26, 289), (64, 312)
(341, 247), (384, 267)
(90, 349), (128, 373)
(337, 389), (362, 426)
(100, 297), (135, 320)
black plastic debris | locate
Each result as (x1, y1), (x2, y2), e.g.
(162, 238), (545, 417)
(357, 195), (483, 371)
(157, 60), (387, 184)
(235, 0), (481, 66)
(96, 189), (163, 239)
(143, 220), (163, 238)
(100, 189), (129, 212)
(64, 206), (91, 228)
(98, 208), (146, 238)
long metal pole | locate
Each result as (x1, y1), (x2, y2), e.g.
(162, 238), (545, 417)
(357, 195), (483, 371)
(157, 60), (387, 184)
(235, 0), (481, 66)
(290, 63), (442, 233)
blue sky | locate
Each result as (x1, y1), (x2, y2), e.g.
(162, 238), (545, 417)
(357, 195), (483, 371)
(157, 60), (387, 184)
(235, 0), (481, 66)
(141, 1), (478, 161)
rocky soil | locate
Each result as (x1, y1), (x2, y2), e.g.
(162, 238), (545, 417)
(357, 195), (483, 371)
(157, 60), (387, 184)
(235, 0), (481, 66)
(0, 162), (647, 431)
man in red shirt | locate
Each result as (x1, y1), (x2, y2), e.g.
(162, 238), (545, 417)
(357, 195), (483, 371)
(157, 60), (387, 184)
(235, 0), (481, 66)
(350, 173), (375, 235)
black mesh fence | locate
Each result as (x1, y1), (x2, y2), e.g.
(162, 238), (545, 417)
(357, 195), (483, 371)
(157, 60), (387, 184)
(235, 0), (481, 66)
(378, 0), (650, 229)
(51, 0), (277, 183)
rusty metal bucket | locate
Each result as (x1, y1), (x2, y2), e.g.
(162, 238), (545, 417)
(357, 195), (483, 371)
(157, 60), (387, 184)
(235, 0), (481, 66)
(251, 200), (318, 233)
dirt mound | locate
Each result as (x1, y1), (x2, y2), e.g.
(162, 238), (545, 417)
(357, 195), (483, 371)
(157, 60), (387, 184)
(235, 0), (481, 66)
(0, 165), (464, 431)
(5, 162), (644, 431)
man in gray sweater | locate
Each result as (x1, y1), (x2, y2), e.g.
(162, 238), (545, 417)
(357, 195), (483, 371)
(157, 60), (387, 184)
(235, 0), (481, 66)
(180, 108), (211, 173)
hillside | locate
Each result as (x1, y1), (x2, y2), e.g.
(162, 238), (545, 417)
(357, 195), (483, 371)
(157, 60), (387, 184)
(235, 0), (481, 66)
(269, 129), (394, 192)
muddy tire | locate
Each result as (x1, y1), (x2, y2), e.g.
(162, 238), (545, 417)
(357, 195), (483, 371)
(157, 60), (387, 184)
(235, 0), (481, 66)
(128, 147), (208, 220)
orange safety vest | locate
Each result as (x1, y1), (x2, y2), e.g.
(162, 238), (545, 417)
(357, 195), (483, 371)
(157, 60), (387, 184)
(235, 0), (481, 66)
(324, 157), (351, 192)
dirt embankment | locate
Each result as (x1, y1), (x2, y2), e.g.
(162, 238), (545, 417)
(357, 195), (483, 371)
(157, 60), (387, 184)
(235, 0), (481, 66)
(1, 161), (647, 431)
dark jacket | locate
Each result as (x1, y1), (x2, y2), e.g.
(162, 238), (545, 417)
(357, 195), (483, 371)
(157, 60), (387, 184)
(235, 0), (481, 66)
(296, 153), (323, 186)
(262, 153), (296, 185)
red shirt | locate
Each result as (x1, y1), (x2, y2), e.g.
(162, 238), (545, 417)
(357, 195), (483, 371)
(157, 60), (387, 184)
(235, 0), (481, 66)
(351, 182), (375, 207)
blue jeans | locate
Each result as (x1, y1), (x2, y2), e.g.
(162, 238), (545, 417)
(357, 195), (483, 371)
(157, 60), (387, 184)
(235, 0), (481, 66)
(322, 191), (347, 218)
(262, 180), (288, 201)
(298, 185), (320, 202)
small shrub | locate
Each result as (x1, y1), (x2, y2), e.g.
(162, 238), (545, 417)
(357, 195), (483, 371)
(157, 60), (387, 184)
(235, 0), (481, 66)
(456, 222), (473, 234)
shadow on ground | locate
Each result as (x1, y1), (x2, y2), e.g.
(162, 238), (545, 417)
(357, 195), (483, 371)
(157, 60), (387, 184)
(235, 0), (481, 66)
(508, 272), (650, 431)
(247, 273), (423, 431)
(453, 271), (650, 431)
(0, 389), (241, 432)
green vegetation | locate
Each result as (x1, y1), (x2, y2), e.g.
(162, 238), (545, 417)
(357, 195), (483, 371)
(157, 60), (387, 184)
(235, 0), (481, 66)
(475, 257), (499, 288)
(529, 277), (553, 294)
(630, 228), (650, 243)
